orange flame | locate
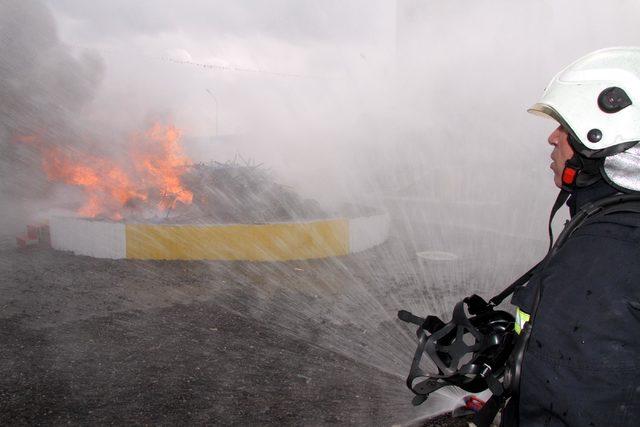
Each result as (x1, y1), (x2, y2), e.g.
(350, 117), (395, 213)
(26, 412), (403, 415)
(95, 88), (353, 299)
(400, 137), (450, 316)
(132, 123), (193, 208)
(16, 122), (193, 220)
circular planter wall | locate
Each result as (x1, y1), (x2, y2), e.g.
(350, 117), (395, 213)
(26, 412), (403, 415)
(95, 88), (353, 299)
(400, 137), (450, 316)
(49, 212), (390, 261)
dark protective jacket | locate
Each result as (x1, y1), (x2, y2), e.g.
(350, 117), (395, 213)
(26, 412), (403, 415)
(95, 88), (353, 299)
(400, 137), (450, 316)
(508, 180), (640, 426)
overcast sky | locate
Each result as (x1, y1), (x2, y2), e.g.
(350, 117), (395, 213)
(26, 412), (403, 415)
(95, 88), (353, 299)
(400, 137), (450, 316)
(49, 0), (393, 44)
(47, 0), (396, 76)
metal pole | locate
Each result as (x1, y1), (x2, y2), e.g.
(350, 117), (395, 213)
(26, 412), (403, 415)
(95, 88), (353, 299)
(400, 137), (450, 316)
(206, 89), (218, 138)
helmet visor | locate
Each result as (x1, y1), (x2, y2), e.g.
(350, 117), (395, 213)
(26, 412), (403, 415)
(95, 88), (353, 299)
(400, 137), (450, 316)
(527, 103), (576, 137)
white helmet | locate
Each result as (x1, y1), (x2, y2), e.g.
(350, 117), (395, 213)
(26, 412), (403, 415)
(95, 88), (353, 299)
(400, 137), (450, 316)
(529, 47), (640, 192)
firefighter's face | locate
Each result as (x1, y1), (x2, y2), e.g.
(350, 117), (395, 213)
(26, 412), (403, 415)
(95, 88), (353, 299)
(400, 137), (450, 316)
(548, 125), (575, 188)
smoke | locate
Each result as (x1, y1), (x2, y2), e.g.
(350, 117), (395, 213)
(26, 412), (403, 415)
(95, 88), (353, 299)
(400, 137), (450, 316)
(4, 0), (640, 422)
(2, 0), (640, 272)
(2, 0), (640, 277)
(0, 0), (104, 232)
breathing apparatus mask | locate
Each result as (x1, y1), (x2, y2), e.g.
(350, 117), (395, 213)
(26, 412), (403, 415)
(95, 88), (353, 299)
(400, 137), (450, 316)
(398, 295), (515, 405)
(397, 47), (640, 424)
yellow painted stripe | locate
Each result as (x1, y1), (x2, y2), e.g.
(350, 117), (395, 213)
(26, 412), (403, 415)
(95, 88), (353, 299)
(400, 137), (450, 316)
(125, 219), (349, 261)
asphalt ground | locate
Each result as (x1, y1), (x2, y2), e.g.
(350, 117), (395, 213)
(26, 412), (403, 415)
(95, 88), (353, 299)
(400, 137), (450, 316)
(0, 222), (539, 425)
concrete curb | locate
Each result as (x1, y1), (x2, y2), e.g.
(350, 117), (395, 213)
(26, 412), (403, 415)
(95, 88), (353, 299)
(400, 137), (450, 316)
(49, 212), (390, 261)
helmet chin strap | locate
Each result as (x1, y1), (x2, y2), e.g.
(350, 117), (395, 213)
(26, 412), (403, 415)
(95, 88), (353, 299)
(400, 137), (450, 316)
(553, 151), (602, 250)
(560, 152), (603, 192)
(560, 134), (605, 192)
(547, 189), (569, 252)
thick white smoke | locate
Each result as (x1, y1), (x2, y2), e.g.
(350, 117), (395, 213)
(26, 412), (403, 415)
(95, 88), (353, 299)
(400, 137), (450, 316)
(0, 0), (104, 233)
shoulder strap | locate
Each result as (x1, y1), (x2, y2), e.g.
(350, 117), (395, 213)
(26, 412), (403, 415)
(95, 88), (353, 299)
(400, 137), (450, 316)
(550, 195), (640, 256)
(489, 192), (640, 307)
(488, 190), (569, 307)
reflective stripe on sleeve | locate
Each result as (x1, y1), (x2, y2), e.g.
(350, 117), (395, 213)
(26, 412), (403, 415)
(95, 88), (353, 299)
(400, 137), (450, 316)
(515, 307), (530, 335)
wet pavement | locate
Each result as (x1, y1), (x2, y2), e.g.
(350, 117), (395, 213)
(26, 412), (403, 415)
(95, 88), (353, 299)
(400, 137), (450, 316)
(0, 222), (539, 425)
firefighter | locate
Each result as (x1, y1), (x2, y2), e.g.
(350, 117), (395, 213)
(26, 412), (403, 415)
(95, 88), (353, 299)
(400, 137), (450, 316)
(506, 47), (640, 426)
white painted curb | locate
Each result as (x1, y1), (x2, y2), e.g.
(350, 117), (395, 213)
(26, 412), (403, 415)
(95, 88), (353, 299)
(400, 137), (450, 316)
(349, 213), (391, 254)
(50, 216), (126, 259)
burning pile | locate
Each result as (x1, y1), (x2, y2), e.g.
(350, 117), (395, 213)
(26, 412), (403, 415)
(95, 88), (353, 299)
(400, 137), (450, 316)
(179, 160), (325, 223)
(16, 122), (325, 224)
(16, 123), (193, 221)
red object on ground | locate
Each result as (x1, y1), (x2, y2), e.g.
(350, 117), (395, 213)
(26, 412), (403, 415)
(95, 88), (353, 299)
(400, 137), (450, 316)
(464, 395), (486, 413)
(27, 225), (39, 239)
(16, 223), (51, 249)
(16, 235), (38, 248)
